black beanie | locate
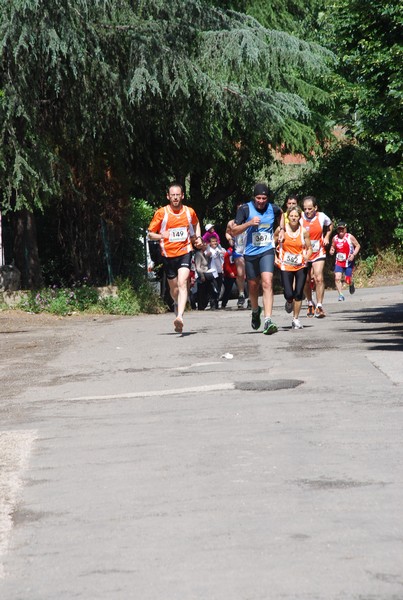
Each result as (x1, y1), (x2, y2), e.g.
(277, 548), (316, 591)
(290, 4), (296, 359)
(253, 183), (270, 197)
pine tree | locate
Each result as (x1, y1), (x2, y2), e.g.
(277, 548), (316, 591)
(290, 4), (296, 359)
(0, 0), (333, 284)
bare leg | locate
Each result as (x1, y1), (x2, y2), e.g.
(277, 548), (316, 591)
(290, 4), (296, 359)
(293, 299), (302, 319)
(312, 261), (325, 305)
(167, 276), (179, 305)
(261, 271), (274, 318)
(234, 256), (246, 295)
(175, 267), (190, 319)
(248, 277), (260, 311)
(304, 271), (313, 303)
(168, 267), (190, 332)
(335, 272), (343, 296)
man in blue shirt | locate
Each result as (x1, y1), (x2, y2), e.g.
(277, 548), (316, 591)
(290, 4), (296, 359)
(231, 183), (282, 334)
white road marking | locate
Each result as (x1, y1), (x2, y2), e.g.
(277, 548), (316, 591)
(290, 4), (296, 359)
(0, 430), (37, 578)
(168, 361), (222, 371)
(71, 382), (235, 401)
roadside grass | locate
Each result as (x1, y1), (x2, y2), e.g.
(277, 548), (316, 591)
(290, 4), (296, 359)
(351, 248), (403, 288)
(9, 279), (166, 317)
(1, 249), (402, 317)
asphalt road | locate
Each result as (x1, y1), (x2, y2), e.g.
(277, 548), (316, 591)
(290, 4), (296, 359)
(0, 285), (402, 600)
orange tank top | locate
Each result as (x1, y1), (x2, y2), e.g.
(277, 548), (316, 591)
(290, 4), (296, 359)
(148, 205), (198, 258)
(300, 213), (327, 260)
(277, 227), (306, 271)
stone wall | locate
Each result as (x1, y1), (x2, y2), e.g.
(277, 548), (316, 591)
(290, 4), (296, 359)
(0, 266), (21, 292)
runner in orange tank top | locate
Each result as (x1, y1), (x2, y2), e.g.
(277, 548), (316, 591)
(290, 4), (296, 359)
(275, 206), (312, 329)
(148, 182), (202, 334)
(301, 196), (333, 318)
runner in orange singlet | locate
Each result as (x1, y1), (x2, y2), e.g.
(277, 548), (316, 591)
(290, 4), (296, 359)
(301, 196), (333, 318)
(276, 206), (312, 329)
(148, 182), (202, 334)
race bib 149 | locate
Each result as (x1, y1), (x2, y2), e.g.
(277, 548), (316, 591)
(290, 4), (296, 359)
(168, 227), (187, 242)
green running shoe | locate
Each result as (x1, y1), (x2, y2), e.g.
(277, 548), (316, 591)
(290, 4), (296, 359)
(263, 319), (278, 335)
(251, 306), (262, 330)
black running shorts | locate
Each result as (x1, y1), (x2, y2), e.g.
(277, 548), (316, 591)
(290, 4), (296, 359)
(162, 252), (192, 279)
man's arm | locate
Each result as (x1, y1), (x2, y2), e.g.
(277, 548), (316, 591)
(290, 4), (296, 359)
(273, 206), (285, 242)
(323, 219), (333, 247)
(148, 210), (167, 241)
(349, 235), (361, 260)
(225, 220), (235, 246)
(231, 205), (260, 236)
(190, 213), (203, 248)
(303, 229), (313, 261)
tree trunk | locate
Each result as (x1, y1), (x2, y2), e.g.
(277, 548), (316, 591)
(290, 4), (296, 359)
(189, 172), (204, 220)
(13, 209), (43, 289)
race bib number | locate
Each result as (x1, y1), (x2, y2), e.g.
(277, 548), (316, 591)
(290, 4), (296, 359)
(336, 252), (347, 261)
(252, 231), (272, 247)
(235, 232), (246, 254)
(168, 227), (187, 242)
(311, 240), (320, 252)
(284, 252), (302, 266)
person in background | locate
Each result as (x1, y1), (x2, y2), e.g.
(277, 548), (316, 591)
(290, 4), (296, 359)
(189, 254), (198, 309)
(194, 242), (216, 310)
(148, 182), (202, 333)
(301, 195), (333, 318)
(204, 236), (225, 309)
(202, 223), (220, 245)
(280, 193), (299, 230)
(329, 222), (360, 301)
(221, 246), (238, 308)
(275, 206), (312, 329)
(232, 183), (282, 335)
(226, 204), (248, 308)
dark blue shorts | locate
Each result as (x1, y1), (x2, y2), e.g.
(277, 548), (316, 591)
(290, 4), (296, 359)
(335, 264), (354, 277)
(244, 249), (275, 279)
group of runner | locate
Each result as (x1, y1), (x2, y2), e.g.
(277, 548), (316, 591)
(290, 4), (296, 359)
(148, 182), (360, 334)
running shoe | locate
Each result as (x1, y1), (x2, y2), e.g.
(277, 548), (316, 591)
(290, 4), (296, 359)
(314, 306), (326, 318)
(285, 300), (293, 314)
(263, 318), (278, 335)
(307, 304), (315, 318)
(237, 294), (246, 309)
(174, 316), (183, 333)
(338, 294), (345, 302)
(292, 318), (303, 329)
(251, 306), (262, 330)
(349, 281), (355, 295)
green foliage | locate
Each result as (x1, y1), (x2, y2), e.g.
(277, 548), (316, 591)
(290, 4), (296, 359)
(322, 0), (403, 164)
(0, 0), (334, 216)
(295, 142), (403, 255)
(361, 255), (378, 278)
(117, 198), (155, 287)
(18, 280), (100, 315)
(354, 248), (403, 285)
(98, 279), (141, 315)
(16, 278), (165, 316)
(0, 0), (130, 212)
(208, 0), (316, 36)
(98, 279), (165, 315)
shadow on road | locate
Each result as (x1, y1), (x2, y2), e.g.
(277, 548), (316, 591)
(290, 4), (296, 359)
(339, 302), (403, 352)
